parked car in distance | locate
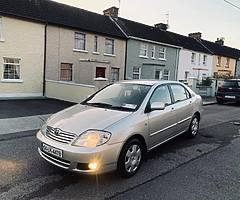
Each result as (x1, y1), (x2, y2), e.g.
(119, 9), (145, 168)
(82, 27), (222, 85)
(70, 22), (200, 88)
(37, 80), (203, 178)
(216, 79), (240, 104)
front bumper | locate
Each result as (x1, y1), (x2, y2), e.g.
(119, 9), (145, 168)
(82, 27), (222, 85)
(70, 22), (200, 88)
(36, 131), (123, 174)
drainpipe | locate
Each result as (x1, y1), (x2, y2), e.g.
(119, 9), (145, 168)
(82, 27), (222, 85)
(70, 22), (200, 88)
(43, 23), (47, 97)
(124, 40), (128, 80)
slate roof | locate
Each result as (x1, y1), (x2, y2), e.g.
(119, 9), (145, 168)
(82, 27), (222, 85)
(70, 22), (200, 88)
(114, 17), (212, 54)
(200, 39), (240, 59)
(115, 17), (240, 58)
(0, 0), (126, 39)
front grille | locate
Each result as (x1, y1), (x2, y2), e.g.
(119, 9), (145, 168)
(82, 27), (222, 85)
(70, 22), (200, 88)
(46, 126), (77, 144)
(39, 148), (70, 169)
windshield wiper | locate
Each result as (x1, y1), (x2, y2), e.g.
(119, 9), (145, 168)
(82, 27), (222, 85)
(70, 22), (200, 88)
(110, 106), (135, 112)
(85, 102), (113, 108)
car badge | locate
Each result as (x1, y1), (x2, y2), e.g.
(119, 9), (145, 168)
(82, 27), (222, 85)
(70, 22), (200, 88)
(55, 129), (60, 136)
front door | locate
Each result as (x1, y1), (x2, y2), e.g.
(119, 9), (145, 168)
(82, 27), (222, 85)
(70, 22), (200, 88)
(147, 85), (177, 148)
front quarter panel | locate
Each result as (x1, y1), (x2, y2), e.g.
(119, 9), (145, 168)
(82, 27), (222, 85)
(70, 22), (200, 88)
(105, 110), (149, 147)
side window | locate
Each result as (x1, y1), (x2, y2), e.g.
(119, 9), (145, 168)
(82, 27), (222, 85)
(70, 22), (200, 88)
(150, 85), (172, 106)
(170, 84), (189, 102)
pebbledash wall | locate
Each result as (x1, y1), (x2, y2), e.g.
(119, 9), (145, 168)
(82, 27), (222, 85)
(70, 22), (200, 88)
(45, 25), (126, 85)
(0, 16), (44, 98)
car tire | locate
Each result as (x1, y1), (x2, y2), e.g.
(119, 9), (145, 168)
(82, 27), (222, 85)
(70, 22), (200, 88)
(216, 98), (224, 104)
(186, 115), (200, 138)
(117, 138), (143, 178)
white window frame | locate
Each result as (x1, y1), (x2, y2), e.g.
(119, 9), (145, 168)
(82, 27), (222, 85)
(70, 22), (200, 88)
(159, 47), (166, 60)
(163, 69), (170, 80)
(0, 16), (4, 41)
(93, 35), (99, 54)
(150, 46), (156, 59)
(74, 32), (87, 52)
(191, 53), (196, 64)
(139, 43), (148, 58)
(104, 38), (115, 56)
(203, 55), (207, 65)
(133, 67), (141, 80)
(2, 57), (22, 81)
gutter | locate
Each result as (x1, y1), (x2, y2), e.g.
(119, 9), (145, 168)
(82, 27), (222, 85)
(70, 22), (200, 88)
(129, 36), (182, 49)
(43, 23), (47, 96)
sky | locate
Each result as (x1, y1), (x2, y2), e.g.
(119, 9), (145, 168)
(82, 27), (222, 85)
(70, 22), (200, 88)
(54, 0), (240, 49)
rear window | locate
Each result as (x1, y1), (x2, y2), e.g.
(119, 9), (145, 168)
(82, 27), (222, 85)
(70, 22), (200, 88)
(223, 81), (238, 88)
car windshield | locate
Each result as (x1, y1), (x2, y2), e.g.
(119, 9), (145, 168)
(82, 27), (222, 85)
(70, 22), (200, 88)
(223, 81), (239, 88)
(82, 83), (151, 111)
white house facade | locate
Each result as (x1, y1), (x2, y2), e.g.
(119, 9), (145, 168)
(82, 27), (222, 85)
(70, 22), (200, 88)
(178, 49), (214, 81)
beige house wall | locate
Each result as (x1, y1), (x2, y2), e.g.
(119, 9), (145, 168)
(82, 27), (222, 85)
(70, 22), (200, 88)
(46, 25), (126, 85)
(0, 16), (45, 97)
(46, 80), (95, 103)
(213, 55), (236, 77)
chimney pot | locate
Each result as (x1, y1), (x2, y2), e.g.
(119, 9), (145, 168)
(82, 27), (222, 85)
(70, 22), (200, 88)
(188, 32), (202, 40)
(103, 6), (119, 18)
(154, 23), (169, 31)
(215, 37), (224, 45)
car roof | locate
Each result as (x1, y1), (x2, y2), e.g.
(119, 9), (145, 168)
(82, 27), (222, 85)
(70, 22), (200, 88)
(224, 79), (240, 82)
(119, 80), (182, 86)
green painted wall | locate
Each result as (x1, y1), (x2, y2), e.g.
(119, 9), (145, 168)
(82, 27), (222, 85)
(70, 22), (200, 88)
(125, 39), (180, 80)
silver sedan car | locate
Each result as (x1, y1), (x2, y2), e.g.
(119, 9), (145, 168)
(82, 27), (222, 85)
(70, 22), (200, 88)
(37, 80), (203, 177)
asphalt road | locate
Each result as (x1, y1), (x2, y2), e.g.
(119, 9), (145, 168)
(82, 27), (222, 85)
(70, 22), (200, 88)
(0, 104), (240, 200)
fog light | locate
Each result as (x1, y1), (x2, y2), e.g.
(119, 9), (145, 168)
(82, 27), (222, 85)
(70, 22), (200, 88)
(88, 162), (98, 170)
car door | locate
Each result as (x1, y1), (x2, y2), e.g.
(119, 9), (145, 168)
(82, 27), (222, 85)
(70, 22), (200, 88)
(147, 85), (177, 148)
(169, 84), (193, 135)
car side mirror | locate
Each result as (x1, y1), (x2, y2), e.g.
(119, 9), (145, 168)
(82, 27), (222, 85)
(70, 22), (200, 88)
(150, 102), (166, 111)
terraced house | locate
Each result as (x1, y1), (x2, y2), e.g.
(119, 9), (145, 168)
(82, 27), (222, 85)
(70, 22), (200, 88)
(0, 1), (126, 101)
(111, 10), (181, 81)
(0, 1), (45, 98)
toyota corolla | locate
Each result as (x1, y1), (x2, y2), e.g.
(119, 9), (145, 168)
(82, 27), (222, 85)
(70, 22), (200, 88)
(37, 80), (202, 177)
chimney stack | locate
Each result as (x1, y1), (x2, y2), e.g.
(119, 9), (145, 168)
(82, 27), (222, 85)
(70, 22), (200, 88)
(215, 38), (225, 46)
(103, 6), (119, 18)
(188, 32), (202, 40)
(154, 23), (169, 31)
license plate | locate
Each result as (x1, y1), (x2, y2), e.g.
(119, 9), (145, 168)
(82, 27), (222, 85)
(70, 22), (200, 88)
(225, 95), (236, 99)
(42, 143), (63, 158)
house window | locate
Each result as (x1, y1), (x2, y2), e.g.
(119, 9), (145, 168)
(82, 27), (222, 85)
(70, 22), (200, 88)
(150, 46), (155, 59)
(105, 38), (115, 55)
(163, 69), (170, 80)
(139, 43), (148, 57)
(217, 56), (221, 66)
(133, 67), (141, 79)
(225, 58), (230, 68)
(3, 58), (21, 80)
(60, 63), (73, 81)
(93, 35), (98, 53)
(111, 68), (120, 82)
(203, 55), (207, 65)
(96, 67), (106, 78)
(159, 47), (166, 60)
(74, 32), (86, 50)
(191, 53), (196, 64)
(0, 16), (3, 41)
(155, 70), (162, 80)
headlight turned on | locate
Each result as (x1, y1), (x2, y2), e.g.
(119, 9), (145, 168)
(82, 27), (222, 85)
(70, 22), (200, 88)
(72, 130), (111, 148)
